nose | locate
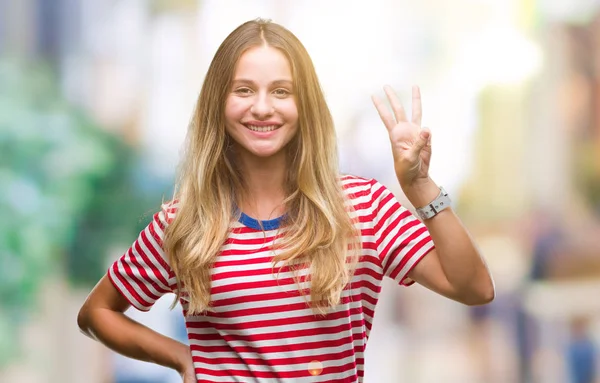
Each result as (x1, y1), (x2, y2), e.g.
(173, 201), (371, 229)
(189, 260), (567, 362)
(250, 93), (274, 118)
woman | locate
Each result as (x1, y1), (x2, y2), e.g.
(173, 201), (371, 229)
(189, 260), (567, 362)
(77, 19), (494, 382)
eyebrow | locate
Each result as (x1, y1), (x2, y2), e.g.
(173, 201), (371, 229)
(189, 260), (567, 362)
(232, 79), (293, 87)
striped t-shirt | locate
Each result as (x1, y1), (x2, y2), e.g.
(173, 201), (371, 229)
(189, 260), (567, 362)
(108, 175), (435, 382)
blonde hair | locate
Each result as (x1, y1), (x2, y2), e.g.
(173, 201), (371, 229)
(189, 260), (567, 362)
(163, 19), (360, 315)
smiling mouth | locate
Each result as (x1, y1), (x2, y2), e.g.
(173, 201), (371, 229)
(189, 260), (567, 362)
(245, 124), (280, 132)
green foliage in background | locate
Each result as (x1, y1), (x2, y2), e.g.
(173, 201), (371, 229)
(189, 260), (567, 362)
(0, 59), (154, 366)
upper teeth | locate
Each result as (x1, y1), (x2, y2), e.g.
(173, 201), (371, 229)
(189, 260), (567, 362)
(247, 125), (277, 132)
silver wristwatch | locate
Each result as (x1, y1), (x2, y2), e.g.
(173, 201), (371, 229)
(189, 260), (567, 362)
(415, 187), (451, 220)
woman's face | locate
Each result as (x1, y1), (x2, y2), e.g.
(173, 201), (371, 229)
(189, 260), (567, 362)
(224, 45), (299, 161)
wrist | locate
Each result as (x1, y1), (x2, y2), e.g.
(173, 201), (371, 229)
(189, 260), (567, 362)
(414, 186), (451, 220)
(401, 177), (440, 207)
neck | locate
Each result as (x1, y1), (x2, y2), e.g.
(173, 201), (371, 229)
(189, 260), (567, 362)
(236, 149), (288, 220)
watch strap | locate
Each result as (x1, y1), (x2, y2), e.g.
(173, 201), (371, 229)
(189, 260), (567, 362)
(415, 187), (451, 220)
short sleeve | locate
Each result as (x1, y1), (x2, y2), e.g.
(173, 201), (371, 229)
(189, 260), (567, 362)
(108, 205), (176, 311)
(370, 180), (435, 286)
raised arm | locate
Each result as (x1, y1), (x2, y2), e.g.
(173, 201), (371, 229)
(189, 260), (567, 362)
(371, 85), (495, 306)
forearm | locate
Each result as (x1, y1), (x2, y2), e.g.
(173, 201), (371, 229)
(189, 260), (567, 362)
(404, 178), (494, 298)
(80, 308), (192, 374)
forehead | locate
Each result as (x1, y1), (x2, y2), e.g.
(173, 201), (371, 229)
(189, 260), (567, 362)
(233, 45), (293, 80)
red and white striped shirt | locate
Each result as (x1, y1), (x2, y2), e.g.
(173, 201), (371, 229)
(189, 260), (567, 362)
(108, 175), (435, 382)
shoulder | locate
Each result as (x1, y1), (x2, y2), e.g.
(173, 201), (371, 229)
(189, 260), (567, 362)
(340, 174), (402, 214)
(341, 174), (379, 208)
(340, 174), (375, 191)
(340, 173), (389, 198)
(159, 199), (180, 225)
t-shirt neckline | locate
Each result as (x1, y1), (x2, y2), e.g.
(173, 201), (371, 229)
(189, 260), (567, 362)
(238, 211), (284, 230)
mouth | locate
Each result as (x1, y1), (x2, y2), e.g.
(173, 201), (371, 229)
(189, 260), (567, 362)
(244, 124), (281, 133)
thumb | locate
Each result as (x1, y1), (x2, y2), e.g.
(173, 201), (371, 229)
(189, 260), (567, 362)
(413, 127), (431, 154)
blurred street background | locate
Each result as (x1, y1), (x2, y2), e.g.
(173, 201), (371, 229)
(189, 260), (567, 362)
(1, 0), (600, 382)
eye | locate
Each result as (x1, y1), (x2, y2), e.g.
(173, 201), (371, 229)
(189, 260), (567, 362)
(234, 87), (253, 95)
(273, 88), (291, 97)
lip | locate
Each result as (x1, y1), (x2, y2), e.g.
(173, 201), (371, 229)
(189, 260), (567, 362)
(242, 121), (283, 137)
(243, 125), (281, 137)
(243, 120), (281, 127)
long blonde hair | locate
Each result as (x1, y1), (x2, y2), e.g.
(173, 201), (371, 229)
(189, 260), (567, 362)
(164, 19), (361, 315)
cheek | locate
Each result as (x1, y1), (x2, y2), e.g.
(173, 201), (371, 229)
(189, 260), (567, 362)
(280, 100), (299, 123)
(225, 98), (246, 121)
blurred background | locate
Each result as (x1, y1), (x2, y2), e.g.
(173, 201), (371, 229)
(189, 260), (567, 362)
(1, 0), (600, 382)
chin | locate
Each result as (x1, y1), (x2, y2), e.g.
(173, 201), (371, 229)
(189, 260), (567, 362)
(249, 148), (284, 158)
(240, 139), (284, 155)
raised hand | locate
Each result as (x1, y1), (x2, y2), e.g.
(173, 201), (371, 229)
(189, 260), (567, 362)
(371, 85), (432, 188)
